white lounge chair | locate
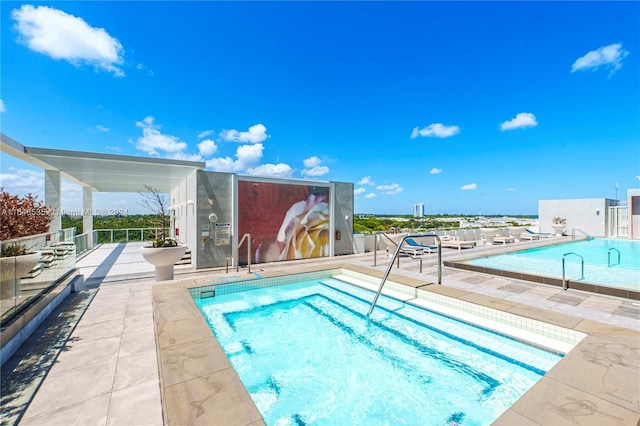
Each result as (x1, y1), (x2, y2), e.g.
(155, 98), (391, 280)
(400, 238), (436, 256)
(440, 235), (476, 250)
(521, 228), (554, 239)
(480, 228), (514, 245)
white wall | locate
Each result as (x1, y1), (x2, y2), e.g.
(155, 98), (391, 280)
(630, 188), (640, 240)
(538, 198), (615, 237)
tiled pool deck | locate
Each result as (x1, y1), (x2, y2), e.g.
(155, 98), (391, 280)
(1, 239), (638, 425)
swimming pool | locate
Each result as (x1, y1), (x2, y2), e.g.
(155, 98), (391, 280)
(194, 274), (566, 425)
(461, 238), (640, 294)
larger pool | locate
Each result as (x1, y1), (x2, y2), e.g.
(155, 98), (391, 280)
(195, 276), (564, 425)
(463, 238), (640, 291)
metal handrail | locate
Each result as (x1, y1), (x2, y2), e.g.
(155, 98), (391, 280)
(367, 233), (442, 317)
(571, 228), (590, 240)
(233, 233), (252, 273)
(608, 248), (621, 267)
(562, 252), (584, 290)
(373, 232), (403, 267)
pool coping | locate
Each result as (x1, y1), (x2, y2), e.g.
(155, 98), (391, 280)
(152, 261), (640, 425)
(445, 237), (640, 301)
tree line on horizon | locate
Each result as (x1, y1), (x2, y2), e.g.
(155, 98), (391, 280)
(62, 213), (535, 237)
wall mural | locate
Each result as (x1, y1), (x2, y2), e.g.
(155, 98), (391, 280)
(238, 181), (330, 263)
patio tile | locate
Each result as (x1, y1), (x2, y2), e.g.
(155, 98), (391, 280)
(548, 293), (587, 306)
(507, 304), (583, 328)
(119, 327), (156, 357)
(20, 394), (110, 426)
(499, 283), (530, 293)
(107, 380), (162, 426)
(69, 317), (124, 342)
(123, 311), (154, 332)
(547, 335), (640, 412)
(492, 408), (538, 425)
(508, 376), (640, 425)
(614, 302), (640, 319)
(23, 358), (117, 419)
(125, 300), (153, 316)
(50, 335), (121, 373)
(113, 349), (159, 391)
(79, 306), (127, 324)
(159, 337), (231, 387)
(157, 316), (214, 349)
(164, 368), (263, 426)
(154, 300), (201, 324)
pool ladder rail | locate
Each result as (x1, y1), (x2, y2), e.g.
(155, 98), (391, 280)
(561, 252), (584, 290)
(226, 233), (252, 274)
(608, 248), (621, 267)
(367, 234), (442, 317)
(561, 248), (623, 290)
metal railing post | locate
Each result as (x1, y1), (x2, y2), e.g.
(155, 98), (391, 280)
(367, 233), (442, 316)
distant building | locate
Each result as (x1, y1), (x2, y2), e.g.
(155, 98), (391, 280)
(413, 203), (424, 218)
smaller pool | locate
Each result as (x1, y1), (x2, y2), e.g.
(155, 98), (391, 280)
(463, 238), (640, 291)
(195, 275), (567, 425)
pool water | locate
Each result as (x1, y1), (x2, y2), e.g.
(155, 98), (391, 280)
(195, 278), (562, 425)
(465, 238), (640, 290)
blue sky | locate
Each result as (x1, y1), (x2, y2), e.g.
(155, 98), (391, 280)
(1, 1), (638, 215)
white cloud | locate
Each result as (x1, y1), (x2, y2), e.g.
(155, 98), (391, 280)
(0, 167), (44, 194)
(219, 123), (268, 143)
(12, 5), (124, 76)
(301, 156), (329, 177)
(411, 123), (460, 139)
(303, 156), (322, 168)
(500, 112), (538, 131)
(460, 183), (477, 191)
(247, 163), (293, 178)
(106, 145), (122, 153)
(302, 166), (329, 177)
(168, 152), (203, 162)
(206, 156), (237, 172)
(365, 193), (377, 199)
(505, 187), (516, 192)
(94, 124), (109, 132)
(197, 139), (217, 157)
(353, 187), (366, 196)
(376, 183), (403, 195)
(571, 43), (629, 75)
(429, 168), (442, 175)
(135, 116), (188, 156)
(206, 143), (264, 172)
(198, 130), (214, 139)
(358, 176), (375, 186)
(0, 99), (6, 113)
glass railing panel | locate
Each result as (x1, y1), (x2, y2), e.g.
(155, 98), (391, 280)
(1, 228), (77, 325)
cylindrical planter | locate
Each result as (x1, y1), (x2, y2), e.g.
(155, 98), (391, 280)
(551, 224), (566, 236)
(140, 245), (187, 281)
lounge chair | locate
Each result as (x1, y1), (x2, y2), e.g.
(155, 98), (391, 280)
(493, 235), (515, 244)
(439, 235), (476, 250)
(480, 228), (513, 245)
(521, 228), (553, 240)
(400, 238), (436, 256)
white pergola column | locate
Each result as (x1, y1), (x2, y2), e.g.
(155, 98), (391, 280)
(45, 170), (61, 233)
(83, 186), (94, 248)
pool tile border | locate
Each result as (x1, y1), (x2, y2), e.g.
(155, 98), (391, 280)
(152, 262), (640, 425)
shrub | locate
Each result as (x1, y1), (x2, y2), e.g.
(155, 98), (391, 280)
(0, 188), (54, 241)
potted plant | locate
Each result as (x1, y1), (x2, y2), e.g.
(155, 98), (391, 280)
(0, 189), (53, 299)
(551, 217), (567, 236)
(138, 185), (187, 281)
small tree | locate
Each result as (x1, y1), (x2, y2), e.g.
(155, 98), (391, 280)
(0, 188), (54, 255)
(138, 185), (177, 247)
